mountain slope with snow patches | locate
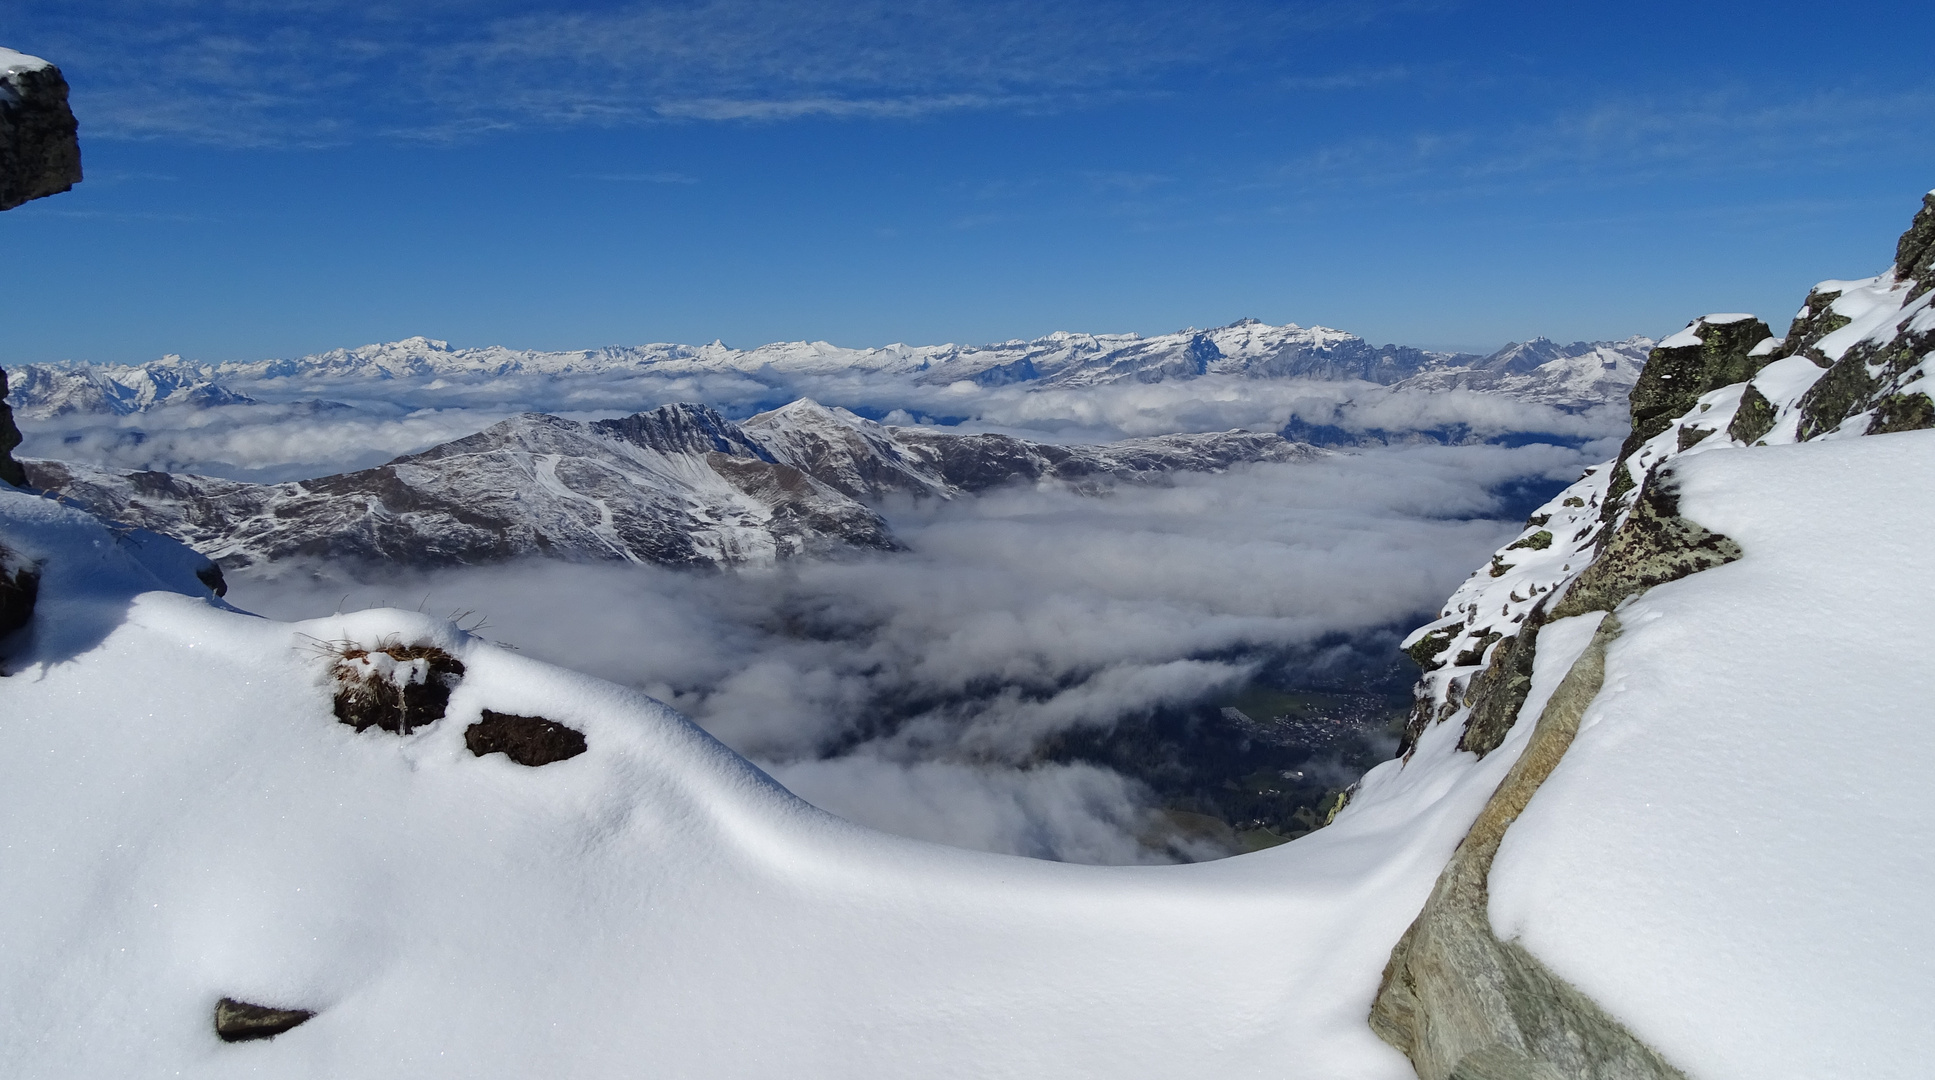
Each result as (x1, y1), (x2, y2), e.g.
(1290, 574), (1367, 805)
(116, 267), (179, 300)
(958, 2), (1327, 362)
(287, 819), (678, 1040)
(24, 399), (1322, 569)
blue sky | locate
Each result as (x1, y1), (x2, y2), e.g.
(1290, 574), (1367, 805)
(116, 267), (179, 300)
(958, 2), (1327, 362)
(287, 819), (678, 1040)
(3, 0), (1933, 364)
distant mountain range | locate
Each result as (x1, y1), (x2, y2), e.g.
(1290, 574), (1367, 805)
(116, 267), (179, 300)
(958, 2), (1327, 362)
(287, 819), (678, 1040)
(6, 319), (1655, 418)
(25, 399), (1321, 569)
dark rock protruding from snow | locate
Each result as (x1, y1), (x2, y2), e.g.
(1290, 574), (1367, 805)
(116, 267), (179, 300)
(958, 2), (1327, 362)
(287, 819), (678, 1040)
(1895, 190), (1935, 302)
(0, 367), (25, 488)
(465, 710), (588, 767)
(1374, 617), (1689, 1080)
(1619, 315), (1775, 464)
(214, 997), (314, 1043)
(331, 643), (467, 734)
(0, 541), (37, 643)
(0, 49), (81, 211)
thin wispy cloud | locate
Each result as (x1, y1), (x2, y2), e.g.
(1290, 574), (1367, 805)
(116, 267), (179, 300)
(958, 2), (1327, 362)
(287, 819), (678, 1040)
(9, 0), (1425, 146)
(1255, 86), (1935, 202)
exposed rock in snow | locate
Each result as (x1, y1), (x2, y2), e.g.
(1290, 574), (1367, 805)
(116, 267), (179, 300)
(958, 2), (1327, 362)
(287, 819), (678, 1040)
(331, 641), (468, 735)
(213, 997), (315, 1043)
(0, 47), (80, 211)
(0, 366), (24, 488)
(1373, 612), (1687, 1080)
(24, 399), (1322, 570)
(0, 538), (36, 644)
(465, 710), (588, 767)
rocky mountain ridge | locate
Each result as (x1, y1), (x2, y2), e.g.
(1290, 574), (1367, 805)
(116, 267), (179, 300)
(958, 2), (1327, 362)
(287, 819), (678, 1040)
(25, 398), (1322, 569)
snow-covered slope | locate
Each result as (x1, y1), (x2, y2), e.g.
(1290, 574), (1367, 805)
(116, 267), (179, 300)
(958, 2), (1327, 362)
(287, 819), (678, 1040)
(1487, 431), (1935, 1080)
(1370, 190), (1935, 1079)
(25, 399), (1320, 569)
(1, 473), (1569, 1080)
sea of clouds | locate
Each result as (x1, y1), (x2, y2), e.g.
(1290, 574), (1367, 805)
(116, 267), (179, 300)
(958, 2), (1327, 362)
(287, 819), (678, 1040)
(11, 360), (1620, 860)
(223, 441), (1604, 863)
(15, 366), (1627, 482)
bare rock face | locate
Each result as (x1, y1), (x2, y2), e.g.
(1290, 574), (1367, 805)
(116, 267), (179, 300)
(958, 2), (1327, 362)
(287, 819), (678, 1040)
(1374, 617), (1689, 1080)
(0, 367), (24, 488)
(0, 48), (82, 211)
(0, 48), (80, 486)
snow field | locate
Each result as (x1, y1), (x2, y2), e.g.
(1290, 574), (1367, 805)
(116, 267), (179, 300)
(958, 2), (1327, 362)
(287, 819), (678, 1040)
(1488, 429), (1935, 1080)
(3, 484), (1549, 1080)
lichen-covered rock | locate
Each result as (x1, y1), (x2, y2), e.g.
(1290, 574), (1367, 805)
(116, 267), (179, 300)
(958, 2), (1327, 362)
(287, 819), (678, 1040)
(1866, 392), (1935, 435)
(1895, 190), (1935, 301)
(1550, 470), (1741, 620)
(1795, 351), (1881, 441)
(1618, 316), (1774, 463)
(1674, 425), (1714, 451)
(1781, 288), (1855, 366)
(465, 710), (587, 767)
(1727, 383), (1777, 444)
(331, 642), (466, 734)
(0, 49), (81, 212)
(1457, 610), (1542, 757)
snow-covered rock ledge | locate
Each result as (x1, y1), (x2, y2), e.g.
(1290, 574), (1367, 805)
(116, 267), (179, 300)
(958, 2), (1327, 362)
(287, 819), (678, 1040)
(1373, 190), (1935, 1079)
(0, 47), (81, 211)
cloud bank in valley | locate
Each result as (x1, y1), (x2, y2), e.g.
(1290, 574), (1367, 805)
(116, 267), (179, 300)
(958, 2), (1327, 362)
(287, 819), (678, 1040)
(226, 443), (1592, 863)
(16, 367), (1627, 483)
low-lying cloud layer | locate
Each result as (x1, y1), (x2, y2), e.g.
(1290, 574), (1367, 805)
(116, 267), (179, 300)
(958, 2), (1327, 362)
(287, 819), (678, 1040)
(18, 369), (1626, 483)
(227, 443), (1591, 862)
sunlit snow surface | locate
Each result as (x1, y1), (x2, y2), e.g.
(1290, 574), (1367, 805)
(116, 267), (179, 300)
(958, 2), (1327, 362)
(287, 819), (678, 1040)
(0, 484), (1534, 1079)
(1490, 429), (1935, 1080)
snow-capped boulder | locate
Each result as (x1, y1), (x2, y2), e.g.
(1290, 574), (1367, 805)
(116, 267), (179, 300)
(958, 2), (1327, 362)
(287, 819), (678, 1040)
(0, 47), (80, 211)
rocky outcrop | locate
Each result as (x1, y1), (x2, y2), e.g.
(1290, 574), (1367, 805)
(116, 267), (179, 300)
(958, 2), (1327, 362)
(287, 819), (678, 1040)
(0, 49), (81, 211)
(0, 541), (38, 643)
(1379, 188), (1935, 1080)
(1616, 315), (1774, 467)
(1, 48), (80, 487)
(1373, 616), (1688, 1080)
(0, 367), (24, 488)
